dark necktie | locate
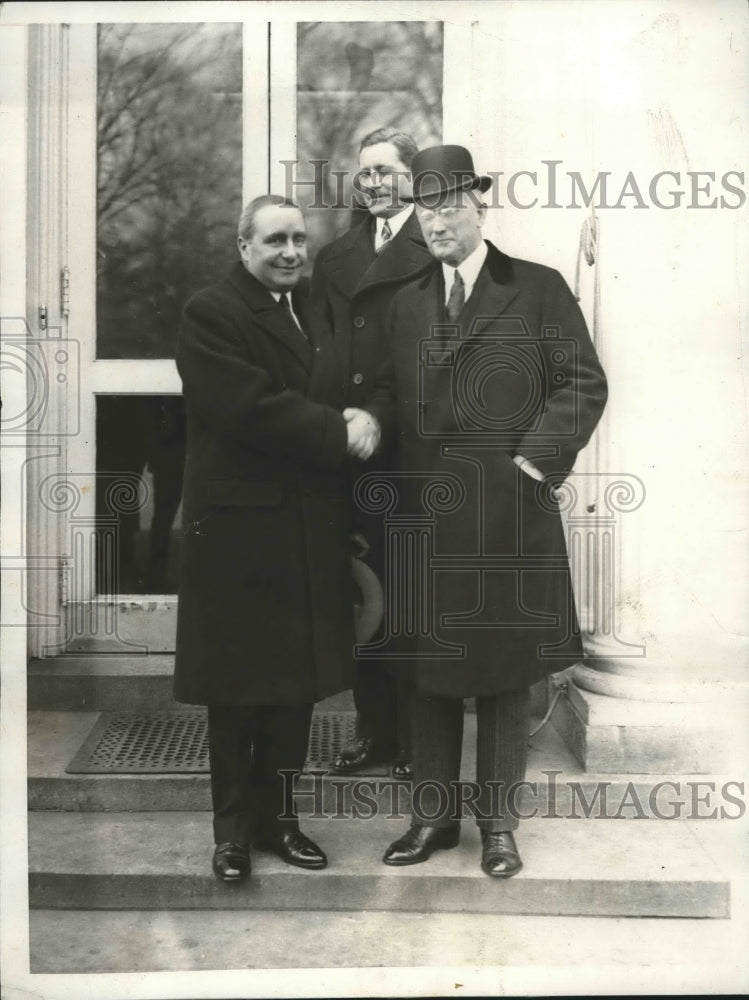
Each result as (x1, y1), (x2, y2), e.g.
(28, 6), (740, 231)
(446, 270), (465, 322)
(280, 293), (307, 339)
(377, 220), (392, 254)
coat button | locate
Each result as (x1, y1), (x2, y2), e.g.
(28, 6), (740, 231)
(353, 316), (365, 328)
(352, 373), (364, 385)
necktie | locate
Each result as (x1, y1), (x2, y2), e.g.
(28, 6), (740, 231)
(446, 270), (465, 322)
(377, 220), (392, 254)
(280, 293), (307, 339)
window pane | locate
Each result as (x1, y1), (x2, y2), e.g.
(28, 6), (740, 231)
(297, 21), (443, 260)
(96, 24), (242, 359)
(95, 395), (185, 594)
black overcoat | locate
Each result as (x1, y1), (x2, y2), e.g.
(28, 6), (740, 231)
(369, 242), (608, 696)
(311, 211), (435, 579)
(311, 211), (434, 408)
(173, 262), (354, 706)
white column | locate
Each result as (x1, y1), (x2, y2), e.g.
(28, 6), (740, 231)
(467, 2), (747, 769)
(570, 2), (748, 707)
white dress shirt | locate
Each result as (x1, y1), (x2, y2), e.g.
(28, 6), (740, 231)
(375, 204), (413, 252)
(271, 290), (304, 333)
(441, 238), (488, 305)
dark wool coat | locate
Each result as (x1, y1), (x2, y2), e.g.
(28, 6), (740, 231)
(173, 262), (354, 706)
(311, 210), (434, 408)
(368, 241), (608, 697)
(311, 210), (435, 578)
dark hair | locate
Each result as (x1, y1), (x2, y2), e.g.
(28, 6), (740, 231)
(358, 127), (419, 170)
(238, 195), (298, 240)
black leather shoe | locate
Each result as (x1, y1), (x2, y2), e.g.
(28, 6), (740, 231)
(212, 842), (250, 882)
(332, 736), (390, 774)
(255, 829), (328, 870)
(480, 830), (523, 878)
(383, 824), (460, 866)
(391, 751), (413, 780)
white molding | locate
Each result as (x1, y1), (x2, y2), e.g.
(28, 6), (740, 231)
(61, 598), (178, 655)
(0, 22), (32, 978)
(88, 360), (182, 395)
(243, 20), (270, 197)
(24, 24), (71, 657)
(0, 24), (29, 639)
(268, 21), (297, 194)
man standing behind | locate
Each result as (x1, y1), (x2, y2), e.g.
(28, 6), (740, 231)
(369, 146), (607, 877)
(312, 127), (434, 777)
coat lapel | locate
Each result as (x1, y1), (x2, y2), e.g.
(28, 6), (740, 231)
(226, 262), (313, 372)
(322, 211), (432, 301)
(354, 211), (432, 296)
(320, 219), (377, 302)
(413, 244), (521, 418)
(458, 241), (520, 339)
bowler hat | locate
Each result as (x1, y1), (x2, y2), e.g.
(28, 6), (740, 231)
(405, 144), (492, 204)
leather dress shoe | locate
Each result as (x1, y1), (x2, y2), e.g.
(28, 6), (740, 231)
(383, 823), (460, 866)
(255, 829), (328, 870)
(332, 736), (390, 774)
(391, 751), (413, 780)
(480, 830), (523, 878)
(212, 842), (250, 882)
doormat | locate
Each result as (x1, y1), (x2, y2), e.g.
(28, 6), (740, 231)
(65, 710), (388, 775)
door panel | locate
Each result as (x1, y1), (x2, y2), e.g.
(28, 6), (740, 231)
(62, 22), (246, 652)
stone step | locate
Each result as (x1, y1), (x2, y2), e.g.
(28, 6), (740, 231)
(29, 708), (744, 820)
(28, 901), (748, 978)
(27, 655), (550, 713)
(33, 703), (743, 819)
(28, 809), (730, 917)
(28, 655), (180, 712)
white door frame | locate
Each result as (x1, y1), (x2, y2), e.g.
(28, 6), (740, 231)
(25, 21), (273, 655)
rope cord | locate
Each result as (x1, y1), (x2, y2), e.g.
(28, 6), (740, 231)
(528, 681), (566, 739)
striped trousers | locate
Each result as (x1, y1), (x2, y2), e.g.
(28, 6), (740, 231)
(409, 686), (531, 833)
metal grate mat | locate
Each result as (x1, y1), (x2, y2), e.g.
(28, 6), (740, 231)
(65, 710), (388, 775)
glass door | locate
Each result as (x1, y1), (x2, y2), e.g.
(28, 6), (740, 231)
(61, 22), (248, 652)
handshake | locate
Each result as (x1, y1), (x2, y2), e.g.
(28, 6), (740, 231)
(344, 407), (380, 461)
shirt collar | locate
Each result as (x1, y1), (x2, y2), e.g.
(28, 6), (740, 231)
(376, 203), (413, 240)
(442, 239), (488, 301)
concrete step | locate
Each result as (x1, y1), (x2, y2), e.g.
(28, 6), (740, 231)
(29, 707), (744, 820)
(27, 655), (550, 713)
(28, 655), (180, 711)
(28, 809), (730, 917)
(29, 902), (748, 979)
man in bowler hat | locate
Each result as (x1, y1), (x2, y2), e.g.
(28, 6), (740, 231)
(367, 145), (608, 876)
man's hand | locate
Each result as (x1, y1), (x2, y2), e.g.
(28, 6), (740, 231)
(344, 407), (381, 461)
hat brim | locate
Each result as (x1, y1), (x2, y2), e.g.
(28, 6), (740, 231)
(404, 174), (492, 204)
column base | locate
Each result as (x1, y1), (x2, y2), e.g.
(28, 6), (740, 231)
(550, 670), (735, 774)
